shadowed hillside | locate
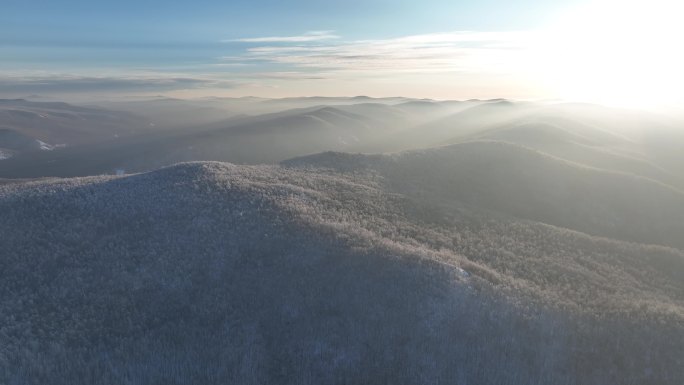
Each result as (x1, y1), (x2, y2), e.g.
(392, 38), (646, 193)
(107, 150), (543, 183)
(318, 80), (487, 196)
(287, 141), (684, 249)
(468, 120), (670, 176)
(0, 99), (148, 146)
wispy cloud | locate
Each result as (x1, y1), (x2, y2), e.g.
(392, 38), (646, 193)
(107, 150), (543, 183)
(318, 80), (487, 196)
(0, 31), (537, 97)
(0, 74), (236, 94)
(255, 71), (331, 80)
(223, 31), (533, 77)
(226, 30), (340, 43)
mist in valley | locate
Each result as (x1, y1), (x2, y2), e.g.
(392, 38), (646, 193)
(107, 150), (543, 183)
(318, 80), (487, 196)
(2, 0), (684, 383)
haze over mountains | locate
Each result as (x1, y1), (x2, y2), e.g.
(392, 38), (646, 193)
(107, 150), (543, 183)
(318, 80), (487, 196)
(2, 97), (683, 186)
(1, 95), (684, 384)
(0, 99), (148, 161)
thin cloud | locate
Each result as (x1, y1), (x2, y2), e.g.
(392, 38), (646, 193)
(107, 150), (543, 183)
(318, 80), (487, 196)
(0, 75), (237, 94)
(223, 31), (534, 76)
(240, 71), (332, 80)
(226, 31), (340, 43)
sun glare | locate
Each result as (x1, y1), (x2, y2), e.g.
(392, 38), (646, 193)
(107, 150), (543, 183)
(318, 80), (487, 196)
(533, 0), (684, 109)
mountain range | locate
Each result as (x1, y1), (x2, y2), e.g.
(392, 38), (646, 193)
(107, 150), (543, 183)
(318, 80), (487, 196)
(1, 96), (683, 384)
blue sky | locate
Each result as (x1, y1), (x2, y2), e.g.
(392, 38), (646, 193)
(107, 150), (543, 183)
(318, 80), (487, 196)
(2, 0), (574, 42)
(3, 0), (681, 106)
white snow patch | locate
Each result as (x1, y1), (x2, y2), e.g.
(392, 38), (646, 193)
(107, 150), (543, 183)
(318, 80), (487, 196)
(456, 267), (470, 278)
(36, 140), (55, 151)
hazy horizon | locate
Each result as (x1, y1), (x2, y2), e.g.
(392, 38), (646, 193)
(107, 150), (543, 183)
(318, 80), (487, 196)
(3, 0), (683, 110)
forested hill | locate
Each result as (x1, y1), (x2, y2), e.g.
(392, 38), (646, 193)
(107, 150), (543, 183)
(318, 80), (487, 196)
(286, 141), (684, 249)
(1, 158), (683, 384)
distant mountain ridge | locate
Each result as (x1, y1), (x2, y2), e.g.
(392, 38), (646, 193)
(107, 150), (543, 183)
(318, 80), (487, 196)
(286, 141), (684, 249)
(0, 98), (149, 160)
(1, 99), (682, 195)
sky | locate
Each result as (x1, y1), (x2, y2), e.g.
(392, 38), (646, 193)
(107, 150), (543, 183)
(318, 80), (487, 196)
(1, 0), (682, 108)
